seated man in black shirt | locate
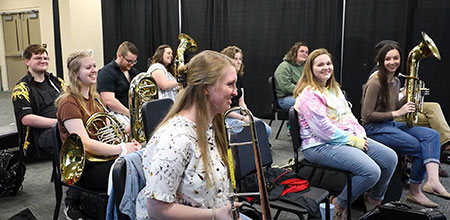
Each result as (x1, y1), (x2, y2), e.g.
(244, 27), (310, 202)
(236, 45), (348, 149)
(11, 44), (64, 160)
(97, 41), (139, 121)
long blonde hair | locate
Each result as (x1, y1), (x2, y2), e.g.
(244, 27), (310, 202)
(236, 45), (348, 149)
(55, 50), (102, 114)
(154, 50), (236, 185)
(293, 48), (340, 97)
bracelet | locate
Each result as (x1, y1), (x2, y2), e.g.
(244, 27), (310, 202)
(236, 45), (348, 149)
(119, 143), (127, 156)
(211, 207), (216, 220)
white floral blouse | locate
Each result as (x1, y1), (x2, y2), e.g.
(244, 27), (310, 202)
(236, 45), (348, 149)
(136, 115), (230, 219)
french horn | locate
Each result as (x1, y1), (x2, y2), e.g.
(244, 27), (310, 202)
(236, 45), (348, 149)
(404, 32), (441, 126)
(59, 133), (85, 185)
(60, 102), (129, 184)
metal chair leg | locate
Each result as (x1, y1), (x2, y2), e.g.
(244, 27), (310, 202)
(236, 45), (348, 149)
(275, 120), (285, 139)
(346, 173), (352, 220)
(53, 180), (63, 220)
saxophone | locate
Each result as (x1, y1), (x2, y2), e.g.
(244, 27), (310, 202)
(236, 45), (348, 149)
(404, 32), (441, 126)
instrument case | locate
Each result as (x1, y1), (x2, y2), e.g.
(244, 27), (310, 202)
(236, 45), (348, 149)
(378, 202), (446, 220)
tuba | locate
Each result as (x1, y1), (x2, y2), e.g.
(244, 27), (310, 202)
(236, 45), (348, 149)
(60, 101), (129, 184)
(223, 106), (272, 220)
(173, 33), (197, 83)
(404, 32), (441, 127)
(129, 74), (158, 143)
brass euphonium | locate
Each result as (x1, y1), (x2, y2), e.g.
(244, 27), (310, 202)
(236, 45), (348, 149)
(223, 106), (272, 220)
(129, 74), (158, 143)
(60, 100), (129, 184)
(173, 33), (197, 81)
(404, 32), (441, 126)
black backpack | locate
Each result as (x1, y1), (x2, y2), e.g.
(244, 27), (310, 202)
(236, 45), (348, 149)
(0, 149), (26, 197)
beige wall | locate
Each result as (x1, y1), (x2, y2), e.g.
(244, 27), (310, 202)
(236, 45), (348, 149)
(59, 0), (104, 81)
(0, 0), (103, 90)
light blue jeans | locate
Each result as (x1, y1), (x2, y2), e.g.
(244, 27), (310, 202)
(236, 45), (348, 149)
(302, 138), (397, 208)
(364, 120), (441, 184)
(277, 95), (296, 110)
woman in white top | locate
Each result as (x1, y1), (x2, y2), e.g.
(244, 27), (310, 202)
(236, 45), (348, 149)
(136, 50), (245, 220)
(147, 45), (179, 100)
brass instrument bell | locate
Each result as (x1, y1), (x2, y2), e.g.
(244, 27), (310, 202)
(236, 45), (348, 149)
(60, 133), (85, 185)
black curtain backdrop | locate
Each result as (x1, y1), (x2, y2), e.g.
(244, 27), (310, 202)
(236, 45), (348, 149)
(343, 0), (450, 121)
(101, 0), (179, 72)
(343, 0), (414, 120)
(409, 1), (450, 121)
(184, 0), (342, 118)
(101, 0), (450, 121)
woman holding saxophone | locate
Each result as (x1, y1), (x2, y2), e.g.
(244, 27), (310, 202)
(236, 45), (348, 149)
(136, 50), (248, 220)
(56, 51), (141, 210)
(147, 45), (180, 100)
(361, 43), (450, 207)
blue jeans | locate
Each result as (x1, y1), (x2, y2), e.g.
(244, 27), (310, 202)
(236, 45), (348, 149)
(364, 120), (440, 184)
(277, 96), (296, 110)
(225, 116), (272, 137)
(302, 138), (397, 208)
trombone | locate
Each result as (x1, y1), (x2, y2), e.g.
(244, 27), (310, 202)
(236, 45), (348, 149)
(223, 106), (272, 220)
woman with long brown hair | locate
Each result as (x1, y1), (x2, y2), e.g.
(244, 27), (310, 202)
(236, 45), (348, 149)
(361, 43), (450, 208)
(147, 45), (179, 100)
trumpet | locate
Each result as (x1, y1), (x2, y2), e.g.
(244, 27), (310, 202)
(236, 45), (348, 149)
(223, 106), (272, 220)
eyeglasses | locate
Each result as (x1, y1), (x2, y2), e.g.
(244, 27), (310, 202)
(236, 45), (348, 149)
(32, 56), (50, 61)
(121, 54), (137, 65)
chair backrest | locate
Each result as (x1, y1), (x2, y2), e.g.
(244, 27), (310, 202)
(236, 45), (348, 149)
(51, 124), (62, 180)
(112, 158), (129, 220)
(230, 120), (273, 182)
(288, 107), (302, 170)
(267, 76), (277, 119)
(141, 98), (174, 142)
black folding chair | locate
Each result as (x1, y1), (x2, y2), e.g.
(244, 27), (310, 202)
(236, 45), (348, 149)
(141, 98), (174, 142)
(50, 124), (107, 220)
(111, 98), (173, 219)
(112, 158), (129, 220)
(289, 107), (352, 220)
(268, 76), (289, 139)
(230, 120), (329, 220)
